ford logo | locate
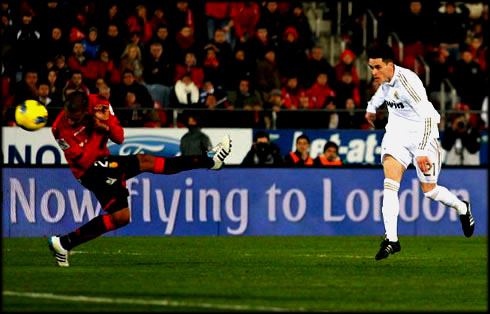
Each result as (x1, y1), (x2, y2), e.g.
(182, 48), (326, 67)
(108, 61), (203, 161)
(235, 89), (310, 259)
(107, 135), (181, 157)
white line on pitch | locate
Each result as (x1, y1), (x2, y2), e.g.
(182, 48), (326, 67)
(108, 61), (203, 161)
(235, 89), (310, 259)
(3, 291), (308, 312)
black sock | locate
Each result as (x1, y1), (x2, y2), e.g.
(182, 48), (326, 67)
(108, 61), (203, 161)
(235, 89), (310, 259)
(162, 155), (214, 174)
(60, 215), (112, 251)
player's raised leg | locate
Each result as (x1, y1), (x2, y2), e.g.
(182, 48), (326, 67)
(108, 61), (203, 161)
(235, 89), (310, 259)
(416, 139), (474, 238)
(422, 183), (474, 237)
(138, 135), (232, 174)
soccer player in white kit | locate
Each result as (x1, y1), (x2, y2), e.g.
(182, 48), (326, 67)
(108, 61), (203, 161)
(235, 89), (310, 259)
(364, 45), (475, 260)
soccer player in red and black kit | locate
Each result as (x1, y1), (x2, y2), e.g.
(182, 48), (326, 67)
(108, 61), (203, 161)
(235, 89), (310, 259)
(48, 91), (231, 267)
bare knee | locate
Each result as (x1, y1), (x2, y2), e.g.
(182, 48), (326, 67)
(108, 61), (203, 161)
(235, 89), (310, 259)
(111, 208), (130, 227)
(420, 182), (437, 194)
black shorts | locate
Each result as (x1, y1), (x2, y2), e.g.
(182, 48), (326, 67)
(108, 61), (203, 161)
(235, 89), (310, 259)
(79, 155), (140, 214)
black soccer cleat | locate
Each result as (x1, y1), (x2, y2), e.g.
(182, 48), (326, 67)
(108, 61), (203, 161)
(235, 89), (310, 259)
(459, 200), (475, 238)
(375, 239), (401, 260)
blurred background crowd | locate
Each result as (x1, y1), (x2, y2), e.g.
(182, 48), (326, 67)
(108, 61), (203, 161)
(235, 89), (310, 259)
(1, 0), (488, 132)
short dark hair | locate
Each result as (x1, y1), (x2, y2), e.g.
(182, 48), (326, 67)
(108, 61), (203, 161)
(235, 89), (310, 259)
(296, 134), (310, 144)
(367, 44), (395, 63)
(64, 91), (88, 113)
(254, 131), (270, 142)
(323, 141), (339, 153)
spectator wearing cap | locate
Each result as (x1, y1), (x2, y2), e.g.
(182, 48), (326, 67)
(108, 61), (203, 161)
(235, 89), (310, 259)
(277, 26), (307, 80)
(255, 47), (281, 101)
(335, 49), (360, 88)
(81, 26), (100, 60)
(314, 141), (343, 166)
(264, 88), (283, 112)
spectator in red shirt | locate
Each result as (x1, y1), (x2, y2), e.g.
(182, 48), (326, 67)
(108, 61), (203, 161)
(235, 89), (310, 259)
(67, 41), (89, 77)
(205, 2), (232, 42)
(48, 91), (231, 267)
(149, 7), (167, 33)
(306, 73), (336, 109)
(469, 36), (487, 72)
(230, 2), (261, 46)
(125, 4), (152, 45)
(335, 49), (360, 87)
(175, 25), (196, 63)
(174, 51), (204, 88)
(281, 76), (304, 109)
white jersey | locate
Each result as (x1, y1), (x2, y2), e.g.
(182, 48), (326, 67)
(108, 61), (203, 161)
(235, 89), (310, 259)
(366, 65), (441, 157)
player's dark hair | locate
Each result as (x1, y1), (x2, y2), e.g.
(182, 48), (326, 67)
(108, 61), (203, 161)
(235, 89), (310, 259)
(296, 134), (310, 144)
(323, 141), (339, 153)
(65, 91), (88, 113)
(367, 44), (395, 63)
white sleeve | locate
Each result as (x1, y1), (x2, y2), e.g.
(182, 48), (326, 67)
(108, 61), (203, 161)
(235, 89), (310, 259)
(366, 85), (384, 113)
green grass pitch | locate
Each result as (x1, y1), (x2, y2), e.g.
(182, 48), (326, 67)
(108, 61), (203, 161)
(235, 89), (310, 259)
(2, 236), (487, 312)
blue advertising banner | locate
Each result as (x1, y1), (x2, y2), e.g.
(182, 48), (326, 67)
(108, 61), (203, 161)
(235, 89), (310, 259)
(3, 168), (487, 237)
(263, 129), (488, 165)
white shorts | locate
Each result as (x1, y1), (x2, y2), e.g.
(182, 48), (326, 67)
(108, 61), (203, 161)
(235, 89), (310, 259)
(381, 133), (442, 183)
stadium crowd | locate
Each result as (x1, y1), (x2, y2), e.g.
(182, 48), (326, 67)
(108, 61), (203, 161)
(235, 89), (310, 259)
(1, 0), (488, 131)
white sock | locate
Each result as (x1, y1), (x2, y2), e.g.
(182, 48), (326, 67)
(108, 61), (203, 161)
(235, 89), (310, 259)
(382, 178), (400, 242)
(424, 185), (467, 215)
